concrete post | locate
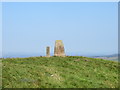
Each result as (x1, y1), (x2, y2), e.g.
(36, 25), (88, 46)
(46, 46), (50, 57)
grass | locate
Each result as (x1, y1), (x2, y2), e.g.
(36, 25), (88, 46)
(2, 56), (119, 88)
(0, 59), (2, 89)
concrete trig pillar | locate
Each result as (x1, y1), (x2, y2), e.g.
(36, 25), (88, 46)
(54, 40), (65, 57)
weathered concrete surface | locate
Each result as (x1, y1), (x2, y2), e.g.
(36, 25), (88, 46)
(46, 46), (50, 57)
(54, 40), (65, 57)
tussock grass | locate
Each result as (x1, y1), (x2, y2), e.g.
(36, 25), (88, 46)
(2, 56), (119, 88)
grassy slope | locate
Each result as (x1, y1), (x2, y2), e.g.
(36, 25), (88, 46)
(2, 56), (119, 88)
(0, 59), (2, 89)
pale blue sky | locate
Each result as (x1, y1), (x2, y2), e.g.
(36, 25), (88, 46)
(0, 2), (2, 58)
(2, 2), (118, 58)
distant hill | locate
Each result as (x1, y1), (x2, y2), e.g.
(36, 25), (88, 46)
(2, 56), (119, 88)
(91, 54), (118, 61)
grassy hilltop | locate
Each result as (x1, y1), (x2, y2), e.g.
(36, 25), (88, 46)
(2, 56), (119, 88)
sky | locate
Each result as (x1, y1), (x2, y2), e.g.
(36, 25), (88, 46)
(2, 2), (118, 58)
(0, 2), (2, 58)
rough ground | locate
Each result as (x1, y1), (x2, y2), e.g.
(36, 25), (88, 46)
(2, 56), (119, 88)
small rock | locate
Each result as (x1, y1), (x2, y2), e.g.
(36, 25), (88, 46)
(51, 75), (54, 77)
(84, 59), (89, 61)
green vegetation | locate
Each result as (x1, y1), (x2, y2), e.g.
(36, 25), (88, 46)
(0, 59), (2, 89)
(2, 56), (119, 88)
